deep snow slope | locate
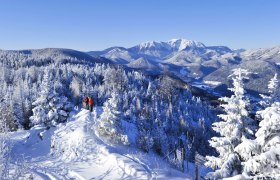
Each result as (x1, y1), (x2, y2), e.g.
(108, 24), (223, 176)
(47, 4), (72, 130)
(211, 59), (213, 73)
(9, 108), (209, 179)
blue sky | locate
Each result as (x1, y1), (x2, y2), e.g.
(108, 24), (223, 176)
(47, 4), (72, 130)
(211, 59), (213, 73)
(0, 0), (279, 51)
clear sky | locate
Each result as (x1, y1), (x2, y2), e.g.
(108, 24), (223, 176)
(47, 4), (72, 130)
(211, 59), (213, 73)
(0, 0), (279, 51)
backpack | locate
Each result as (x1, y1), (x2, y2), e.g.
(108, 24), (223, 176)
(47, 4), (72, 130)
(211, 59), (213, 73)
(84, 97), (89, 103)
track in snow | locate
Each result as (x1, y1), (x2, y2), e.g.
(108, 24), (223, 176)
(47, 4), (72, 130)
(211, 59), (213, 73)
(37, 108), (153, 179)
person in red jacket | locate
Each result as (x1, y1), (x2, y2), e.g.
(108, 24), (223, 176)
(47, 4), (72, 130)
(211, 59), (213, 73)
(88, 97), (94, 112)
(83, 96), (89, 110)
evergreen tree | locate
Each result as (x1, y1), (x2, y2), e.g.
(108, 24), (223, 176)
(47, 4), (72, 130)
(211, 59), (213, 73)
(30, 70), (52, 126)
(0, 116), (11, 179)
(0, 90), (19, 132)
(240, 102), (280, 178)
(13, 82), (25, 128)
(205, 68), (254, 179)
(98, 91), (128, 145)
(260, 73), (279, 108)
(137, 103), (154, 152)
(30, 70), (71, 127)
(23, 98), (32, 129)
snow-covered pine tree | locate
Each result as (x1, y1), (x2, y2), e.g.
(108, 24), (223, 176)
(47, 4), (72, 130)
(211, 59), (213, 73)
(23, 98), (32, 129)
(13, 82), (25, 128)
(137, 102), (154, 152)
(69, 76), (82, 106)
(240, 102), (280, 178)
(98, 91), (129, 145)
(48, 95), (72, 125)
(30, 70), (72, 127)
(260, 73), (279, 108)
(0, 89), (19, 132)
(205, 68), (254, 179)
(0, 117), (11, 179)
(152, 122), (169, 155)
(29, 70), (52, 126)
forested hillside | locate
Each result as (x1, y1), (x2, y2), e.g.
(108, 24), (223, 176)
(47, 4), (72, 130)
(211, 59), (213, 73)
(0, 49), (216, 159)
(0, 48), (279, 179)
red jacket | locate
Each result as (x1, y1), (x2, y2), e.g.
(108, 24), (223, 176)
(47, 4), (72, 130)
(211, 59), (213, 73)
(88, 98), (94, 106)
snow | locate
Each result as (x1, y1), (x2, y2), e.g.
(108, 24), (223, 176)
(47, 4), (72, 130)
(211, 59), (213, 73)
(204, 80), (221, 86)
(138, 41), (160, 49)
(7, 108), (209, 179)
(167, 39), (206, 50)
(105, 48), (134, 63)
(137, 39), (206, 51)
(223, 174), (247, 180)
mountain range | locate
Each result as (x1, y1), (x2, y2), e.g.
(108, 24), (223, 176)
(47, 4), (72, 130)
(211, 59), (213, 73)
(88, 39), (280, 96)
(1, 39), (280, 97)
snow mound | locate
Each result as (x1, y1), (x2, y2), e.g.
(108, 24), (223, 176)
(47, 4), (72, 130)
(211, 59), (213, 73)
(51, 109), (96, 161)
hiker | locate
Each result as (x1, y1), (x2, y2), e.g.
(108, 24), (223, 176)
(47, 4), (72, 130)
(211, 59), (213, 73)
(88, 97), (94, 112)
(83, 96), (89, 110)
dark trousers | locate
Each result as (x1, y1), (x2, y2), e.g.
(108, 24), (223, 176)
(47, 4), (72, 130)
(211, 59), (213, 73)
(90, 105), (93, 112)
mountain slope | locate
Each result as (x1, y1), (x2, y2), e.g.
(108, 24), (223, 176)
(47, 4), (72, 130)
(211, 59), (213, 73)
(1, 48), (112, 65)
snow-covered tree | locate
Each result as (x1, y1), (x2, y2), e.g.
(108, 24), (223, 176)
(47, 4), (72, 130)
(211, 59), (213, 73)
(205, 68), (254, 179)
(260, 73), (279, 108)
(98, 91), (128, 145)
(13, 82), (25, 128)
(0, 91), (19, 132)
(30, 70), (72, 127)
(0, 118), (11, 179)
(29, 70), (52, 126)
(23, 98), (32, 129)
(69, 76), (82, 106)
(240, 102), (280, 179)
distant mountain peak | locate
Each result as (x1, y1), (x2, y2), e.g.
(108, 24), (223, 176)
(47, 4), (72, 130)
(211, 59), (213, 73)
(131, 38), (206, 55)
(88, 38), (233, 65)
(167, 39), (206, 50)
(137, 41), (166, 50)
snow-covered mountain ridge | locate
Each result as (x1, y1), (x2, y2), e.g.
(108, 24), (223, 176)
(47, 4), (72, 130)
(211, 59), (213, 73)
(0, 48), (112, 65)
(88, 38), (232, 62)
